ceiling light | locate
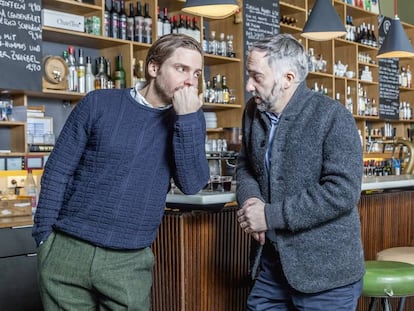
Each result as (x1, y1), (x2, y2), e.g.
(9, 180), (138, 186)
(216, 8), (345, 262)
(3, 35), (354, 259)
(301, 0), (346, 41)
(377, 0), (414, 58)
(182, 0), (239, 19)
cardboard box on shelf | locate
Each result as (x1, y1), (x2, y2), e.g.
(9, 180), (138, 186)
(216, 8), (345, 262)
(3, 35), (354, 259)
(42, 9), (84, 33)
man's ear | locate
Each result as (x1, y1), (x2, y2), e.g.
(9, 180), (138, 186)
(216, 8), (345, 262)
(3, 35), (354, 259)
(148, 61), (159, 78)
(284, 71), (296, 89)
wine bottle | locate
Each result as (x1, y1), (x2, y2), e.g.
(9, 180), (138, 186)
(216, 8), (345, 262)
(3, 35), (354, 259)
(163, 8), (171, 36)
(157, 6), (163, 39)
(134, 1), (144, 42)
(114, 55), (126, 88)
(192, 17), (200, 42)
(110, 0), (119, 38)
(104, 1), (110, 37)
(143, 2), (152, 44)
(119, 0), (127, 40)
(127, 2), (135, 41)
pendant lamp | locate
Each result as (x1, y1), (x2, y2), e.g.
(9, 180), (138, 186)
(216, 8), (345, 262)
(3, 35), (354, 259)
(377, 0), (414, 58)
(301, 0), (346, 41)
(182, 0), (239, 19)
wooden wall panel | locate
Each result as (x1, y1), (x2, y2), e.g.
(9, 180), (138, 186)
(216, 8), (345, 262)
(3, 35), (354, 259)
(151, 207), (251, 311)
(358, 190), (414, 311)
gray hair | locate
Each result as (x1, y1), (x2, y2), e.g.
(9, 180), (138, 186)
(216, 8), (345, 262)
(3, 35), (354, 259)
(249, 34), (308, 82)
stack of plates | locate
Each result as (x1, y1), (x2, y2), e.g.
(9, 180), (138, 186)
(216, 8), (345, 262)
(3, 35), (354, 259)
(204, 112), (217, 129)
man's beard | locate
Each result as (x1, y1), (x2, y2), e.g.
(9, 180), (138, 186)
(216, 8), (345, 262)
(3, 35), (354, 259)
(253, 81), (283, 113)
(154, 74), (172, 104)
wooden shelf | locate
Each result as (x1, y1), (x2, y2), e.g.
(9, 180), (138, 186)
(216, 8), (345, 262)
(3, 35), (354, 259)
(42, 0), (102, 15)
(203, 103), (241, 110)
(204, 54), (241, 66)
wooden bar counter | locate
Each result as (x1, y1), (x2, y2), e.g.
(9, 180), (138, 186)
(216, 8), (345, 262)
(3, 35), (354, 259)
(151, 177), (414, 311)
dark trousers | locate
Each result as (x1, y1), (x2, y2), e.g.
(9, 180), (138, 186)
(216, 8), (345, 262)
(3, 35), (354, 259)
(247, 242), (363, 311)
(37, 231), (154, 311)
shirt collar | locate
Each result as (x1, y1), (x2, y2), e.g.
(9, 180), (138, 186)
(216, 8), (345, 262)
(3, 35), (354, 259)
(131, 84), (172, 110)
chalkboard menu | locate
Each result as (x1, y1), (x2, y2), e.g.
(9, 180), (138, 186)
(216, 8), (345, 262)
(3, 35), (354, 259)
(378, 15), (400, 120)
(0, 0), (42, 92)
(243, 0), (279, 100)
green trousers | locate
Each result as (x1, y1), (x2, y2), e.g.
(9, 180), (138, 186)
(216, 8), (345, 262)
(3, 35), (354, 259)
(37, 231), (154, 311)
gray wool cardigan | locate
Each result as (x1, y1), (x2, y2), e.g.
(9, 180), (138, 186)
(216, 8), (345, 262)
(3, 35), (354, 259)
(236, 81), (365, 293)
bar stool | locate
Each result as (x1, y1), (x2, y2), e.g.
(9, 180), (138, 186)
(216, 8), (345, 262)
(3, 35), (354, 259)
(362, 261), (414, 311)
(374, 247), (414, 310)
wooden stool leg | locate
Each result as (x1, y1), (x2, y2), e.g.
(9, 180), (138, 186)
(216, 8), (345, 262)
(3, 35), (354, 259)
(369, 297), (378, 311)
(397, 297), (407, 311)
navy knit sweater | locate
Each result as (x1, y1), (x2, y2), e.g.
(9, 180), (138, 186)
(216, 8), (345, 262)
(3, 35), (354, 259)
(32, 89), (209, 249)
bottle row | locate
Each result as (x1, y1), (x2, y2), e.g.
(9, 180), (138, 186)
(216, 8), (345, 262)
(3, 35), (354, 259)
(104, 0), (153, 43)
(203, 75), (235, 105)
(363, 159), (400, 177)
(345, 19), (377, 48)
(62, 46), (129, 93)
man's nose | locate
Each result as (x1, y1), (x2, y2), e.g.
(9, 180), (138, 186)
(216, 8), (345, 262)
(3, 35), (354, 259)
(184, 73), (198, 86)
(245, 78), (254, 92)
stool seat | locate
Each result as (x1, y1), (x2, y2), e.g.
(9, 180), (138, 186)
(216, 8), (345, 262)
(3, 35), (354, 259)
(363, 261), (414, 298)
(377, 247), (414, 265)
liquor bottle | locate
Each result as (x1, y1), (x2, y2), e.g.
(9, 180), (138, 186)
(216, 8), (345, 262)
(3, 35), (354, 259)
(94, 56), (108, 90)
(227, 34), (235, 57)
(192, 17), (200, 43)
(67, 46), (78, 92)
(209, 77), (217, 103)
(143, 2), (152, 44)
(106, 59), (114, 89)
(134, 1), (144, 42)
(119, 0), (127, 40)
(104, 1), (111, 37)
(157, 6), (163, 39)
(163, 8), (171, 36)
(209, 30), (217, 55)
(127, 2), (135, 41)
(214, 74), (223, 103)
(204, 80), (211, 103)
(202, 27), (208, 53)
(110, 0), (119, 38)
(401, 66), (408, 88)
(25, 169), (38, 214)
(221, 75), (230, 104)
(114, 55), (126, 88)
(346, 86), (353, 114)
(407, 65), (412, 88)
(136, 59), (146, 89)
(77, 48), (86, 93)
(218, 32), (227, 56)
(85, 56), (95, 93)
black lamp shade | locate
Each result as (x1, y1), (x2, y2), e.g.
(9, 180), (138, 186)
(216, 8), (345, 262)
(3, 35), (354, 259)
(301, 0), (346, 41)
(182, 0), (239, 19)
(377, 16), (414, 58)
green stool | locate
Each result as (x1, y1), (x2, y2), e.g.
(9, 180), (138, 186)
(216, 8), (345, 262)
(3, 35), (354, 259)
(363, 261), (414, 311)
